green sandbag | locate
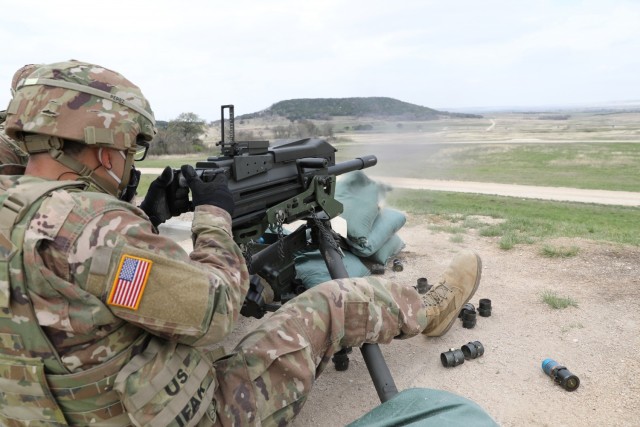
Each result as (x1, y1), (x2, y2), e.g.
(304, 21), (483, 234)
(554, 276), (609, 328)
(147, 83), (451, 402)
(294, 249), (370, 289)
(347, 388), (499, 427)
(368, 234), (405, 265)
(347, 207), (406, 257)
(335, 171), (387, 245)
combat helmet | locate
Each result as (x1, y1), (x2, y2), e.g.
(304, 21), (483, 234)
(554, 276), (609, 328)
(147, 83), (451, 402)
(4, 59), (157, 197)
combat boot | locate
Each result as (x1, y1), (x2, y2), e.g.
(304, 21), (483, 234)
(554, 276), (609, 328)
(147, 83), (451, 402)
(422, 250), (482, 337)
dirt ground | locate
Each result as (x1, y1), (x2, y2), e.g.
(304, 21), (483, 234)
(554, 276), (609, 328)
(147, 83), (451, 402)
(156, 165), (639, 426)
(199, 213), (640, 427)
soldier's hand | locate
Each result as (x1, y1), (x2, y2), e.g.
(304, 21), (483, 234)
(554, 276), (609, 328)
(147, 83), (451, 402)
(140, 166), (185, 227)
(167, 171), (191, 216)
(180, 164), (234, 215)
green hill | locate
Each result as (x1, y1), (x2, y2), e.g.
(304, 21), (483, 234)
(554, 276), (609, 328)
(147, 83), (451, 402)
(242, 97), (481, 120)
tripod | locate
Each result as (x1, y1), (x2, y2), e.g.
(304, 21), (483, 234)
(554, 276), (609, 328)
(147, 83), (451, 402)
(244, 213), (399, 403)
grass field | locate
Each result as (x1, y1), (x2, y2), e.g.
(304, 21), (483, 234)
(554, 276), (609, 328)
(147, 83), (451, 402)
(336, 142), (640, 191)
(140, 155), (203, 168)
(386, 189), (640, 248)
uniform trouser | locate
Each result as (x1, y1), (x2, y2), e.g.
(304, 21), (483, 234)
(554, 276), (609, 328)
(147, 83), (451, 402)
(211, 277), (428, 426)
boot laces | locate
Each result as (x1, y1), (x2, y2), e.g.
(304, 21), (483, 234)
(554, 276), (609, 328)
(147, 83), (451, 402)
(422, 282), (452, 307)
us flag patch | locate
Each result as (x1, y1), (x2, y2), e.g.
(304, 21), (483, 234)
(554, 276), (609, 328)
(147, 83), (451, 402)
(107, 255), (153, 310)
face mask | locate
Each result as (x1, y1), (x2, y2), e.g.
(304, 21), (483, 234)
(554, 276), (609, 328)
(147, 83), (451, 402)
(98, 148), (127, 185)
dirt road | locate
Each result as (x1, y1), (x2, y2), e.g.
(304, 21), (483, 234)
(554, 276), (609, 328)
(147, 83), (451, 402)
(369, 176), (640, 207)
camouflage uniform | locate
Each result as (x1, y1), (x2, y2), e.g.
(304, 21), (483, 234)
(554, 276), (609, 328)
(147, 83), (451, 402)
(0, 172), (426, 426)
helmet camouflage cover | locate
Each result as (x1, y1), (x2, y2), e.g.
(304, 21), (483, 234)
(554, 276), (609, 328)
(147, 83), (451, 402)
(5, 59), (156, 152)
(10, 63), (40, 97)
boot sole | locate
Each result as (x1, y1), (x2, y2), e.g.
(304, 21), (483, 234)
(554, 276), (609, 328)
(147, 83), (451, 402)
(437, 253), (483, 336)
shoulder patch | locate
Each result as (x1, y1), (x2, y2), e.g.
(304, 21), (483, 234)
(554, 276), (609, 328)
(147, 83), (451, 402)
(107, 255), (153, 310)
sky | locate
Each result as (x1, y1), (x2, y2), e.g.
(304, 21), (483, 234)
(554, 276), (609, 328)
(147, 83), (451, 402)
(1, 0), (639, 122)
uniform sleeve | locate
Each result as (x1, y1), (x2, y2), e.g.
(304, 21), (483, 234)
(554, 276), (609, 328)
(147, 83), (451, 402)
(78, 204), (249, 349)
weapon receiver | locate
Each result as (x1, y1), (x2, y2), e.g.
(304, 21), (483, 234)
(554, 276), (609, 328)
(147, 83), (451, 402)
(175, 105), (377, 245)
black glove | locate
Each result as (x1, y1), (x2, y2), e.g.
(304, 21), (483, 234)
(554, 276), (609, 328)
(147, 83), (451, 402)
(120, 167), (141, 203)
(167, 172), (191, 216)
(140, 166), (190, 227)
(180, 164), (234, 215)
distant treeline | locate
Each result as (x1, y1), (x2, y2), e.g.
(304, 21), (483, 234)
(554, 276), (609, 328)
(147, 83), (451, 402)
(539, 114), (571, 120)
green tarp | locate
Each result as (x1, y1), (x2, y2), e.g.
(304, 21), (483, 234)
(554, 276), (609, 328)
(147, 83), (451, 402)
(347, 388), (499, 427)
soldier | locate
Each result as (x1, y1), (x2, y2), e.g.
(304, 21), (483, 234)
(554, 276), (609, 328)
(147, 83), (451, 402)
(0, 60), (484, 426)
(0, 64), (40, 172)
(0, 114), (27, 170)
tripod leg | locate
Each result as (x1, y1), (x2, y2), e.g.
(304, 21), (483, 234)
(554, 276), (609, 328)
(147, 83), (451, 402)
(316, 219), (398, 403)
